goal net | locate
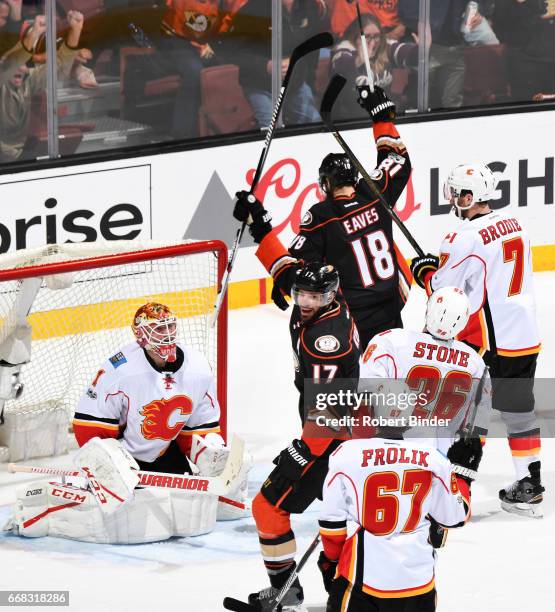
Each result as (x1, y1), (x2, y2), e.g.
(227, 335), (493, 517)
(0, 240), (228, 462)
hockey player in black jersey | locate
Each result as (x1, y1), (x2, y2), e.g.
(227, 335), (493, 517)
(233, 84), (412, 349)
(229, 262), (359, 611)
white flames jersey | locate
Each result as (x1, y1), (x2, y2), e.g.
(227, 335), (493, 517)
(430, 212), (540, 356)
(320, 438), (469, 597)
(359, 328), (490, 437)
(74, 342), (220, 462)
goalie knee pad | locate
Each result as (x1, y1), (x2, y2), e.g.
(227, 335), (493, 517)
(170, 490), (218, 536)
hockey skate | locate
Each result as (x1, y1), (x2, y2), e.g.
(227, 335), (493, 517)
(499, 461), (545, 518)
(248, 581), (306, 611)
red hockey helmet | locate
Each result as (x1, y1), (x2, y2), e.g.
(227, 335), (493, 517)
(132, 302), (177, 362)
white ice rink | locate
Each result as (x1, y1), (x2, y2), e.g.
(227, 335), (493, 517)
(1, 273), (554, 611)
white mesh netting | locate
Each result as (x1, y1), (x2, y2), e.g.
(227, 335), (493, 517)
(0, 240), (225, 461)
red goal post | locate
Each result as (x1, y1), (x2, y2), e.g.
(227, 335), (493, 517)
(0, 239), (228, 462)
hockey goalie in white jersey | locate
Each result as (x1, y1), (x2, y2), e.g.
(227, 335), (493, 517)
(317, 288), (485, 610)
(7, 303), (248, 543)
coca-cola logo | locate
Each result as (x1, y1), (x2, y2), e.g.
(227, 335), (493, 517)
(246, 158), (421, 237)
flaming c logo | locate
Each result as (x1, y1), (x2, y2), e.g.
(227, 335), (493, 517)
(140, 395), (193, 441)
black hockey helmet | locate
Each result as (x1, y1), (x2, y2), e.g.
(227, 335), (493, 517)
(292, 262), (340, 309)
(318, 153), (359, 194)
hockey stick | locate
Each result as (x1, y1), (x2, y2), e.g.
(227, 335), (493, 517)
(8, 435), (246, 500)
(223, 533), (321, 612)
(461, 365), (490, 441)
(347, 0), (375, 91)
(320, 74), (425, 257)
(211, 31), (334, 326)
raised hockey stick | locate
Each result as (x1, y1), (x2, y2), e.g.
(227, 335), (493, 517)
(223, 533), (321, 612)
(211, 31), (334, 326)
(347, 0), (375, 91)
(8, 435), (246, 500)
(320, 74), (425, 257)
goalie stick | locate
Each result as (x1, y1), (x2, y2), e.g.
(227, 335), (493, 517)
(223, 533), (321, 611)
(8, 435), (246, 505)
(320, 74), (425, 257)
(211, 31), (334, 326)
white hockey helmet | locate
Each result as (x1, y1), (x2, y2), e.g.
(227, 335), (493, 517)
(444, 163), (497, 216)
(426, 287), (470, 341)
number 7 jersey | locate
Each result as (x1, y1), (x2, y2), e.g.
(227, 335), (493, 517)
(429, 212), (541, 356)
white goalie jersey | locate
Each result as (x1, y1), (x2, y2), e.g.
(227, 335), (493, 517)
(429, 212), (541, 356)
(73, 342), (220, 462)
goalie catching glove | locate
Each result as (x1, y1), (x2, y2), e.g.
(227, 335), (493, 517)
(233, 190), (273, 243)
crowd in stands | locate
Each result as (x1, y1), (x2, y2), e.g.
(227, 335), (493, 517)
(0, 0), (554, 163)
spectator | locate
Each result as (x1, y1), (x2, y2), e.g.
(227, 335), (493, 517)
(493, 0), (555, 101)
(156, 0), (228, 139)
(331, 11), (418, 118)
(329, 0), (406, 40)
(462, 1), (499, 45)
(0, 0), (23, 57)
(399, 0), (467, 109)
(222, 0), (327, 129)
(0, 11), (83, 163)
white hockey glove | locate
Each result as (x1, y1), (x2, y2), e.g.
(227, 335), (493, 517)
(74, 437), (140, 514)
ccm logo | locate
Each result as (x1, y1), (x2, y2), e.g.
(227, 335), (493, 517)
(51, 489), (87, 503)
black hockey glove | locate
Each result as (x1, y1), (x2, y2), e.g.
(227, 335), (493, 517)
(447, 436), (483, 483)
(317, 551), (338, 593)
(232, 190), (273, 243)
(427, 515), (448, 548)
(272, 439), (314, 490)
(410, 254), (439, 289)
(356, 83), (396, 122)
(271, 284), (289, 311)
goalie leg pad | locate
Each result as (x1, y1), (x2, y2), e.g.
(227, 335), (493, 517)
(10, 480), (178, 543)
(170, 489), (218, 536)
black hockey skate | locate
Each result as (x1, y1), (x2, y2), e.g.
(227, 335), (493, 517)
(247, 581), (306, 611)
(499, 461), (545, 518)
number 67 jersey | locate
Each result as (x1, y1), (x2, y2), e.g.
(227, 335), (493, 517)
(429, 212), (541, 357)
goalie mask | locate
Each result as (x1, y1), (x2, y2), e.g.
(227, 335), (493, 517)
(426, 287), (470, 341)
(443, 163), (497, 218)
(132, 302), (177, 362)
(319, 153), (359, 194)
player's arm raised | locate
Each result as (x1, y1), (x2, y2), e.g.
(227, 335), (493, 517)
(354, 84), (412, 207)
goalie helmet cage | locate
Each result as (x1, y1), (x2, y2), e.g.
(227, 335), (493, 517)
(0, 239), (228, 463)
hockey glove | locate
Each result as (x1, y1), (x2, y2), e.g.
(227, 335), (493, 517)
(447, 436), (483, 483)
(272, 438), (314, 490)
(233, 190), (273, 243)
(356, 82), (396, 122)
(317, 551), (338, 593)
(271, 284), (289, 311)
(410, 254), (439, 289)
(427, 515), (448, 548)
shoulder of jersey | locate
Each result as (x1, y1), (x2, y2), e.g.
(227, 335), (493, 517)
(105, 342), (141, 372)
(299, 200), (334, 229)
(178, 343), (216, 381)
(303, 310), (354, 357)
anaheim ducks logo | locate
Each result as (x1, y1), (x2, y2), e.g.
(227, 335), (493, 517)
(140, 395), (193, 441)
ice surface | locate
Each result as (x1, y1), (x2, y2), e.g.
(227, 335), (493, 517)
(1, 273), (554, 611)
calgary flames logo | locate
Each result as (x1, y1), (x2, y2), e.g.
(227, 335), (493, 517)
(140, 395), (193, 441)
